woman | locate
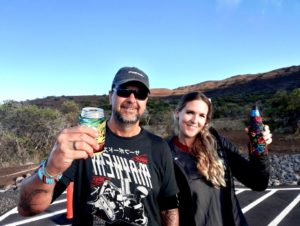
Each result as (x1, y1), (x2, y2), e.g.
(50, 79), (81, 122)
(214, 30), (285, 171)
(168, 92), (272, 226)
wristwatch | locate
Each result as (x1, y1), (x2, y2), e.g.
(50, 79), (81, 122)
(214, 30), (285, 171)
(37, 159), (62, 184)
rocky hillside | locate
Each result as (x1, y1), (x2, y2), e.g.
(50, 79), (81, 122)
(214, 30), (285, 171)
(26, 65), (300, 108)
(151, 65), (300, 97)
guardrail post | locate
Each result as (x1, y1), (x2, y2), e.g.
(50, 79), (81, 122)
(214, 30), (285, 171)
(66, 182), (74, 220)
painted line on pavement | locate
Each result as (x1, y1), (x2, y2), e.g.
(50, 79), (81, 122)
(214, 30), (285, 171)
(0, 198), (66, 223)
(242, 189), (277, 213)
(3, 209), (66, 226)
(267, 193), (300, 226)
(235, 188), (248, 195)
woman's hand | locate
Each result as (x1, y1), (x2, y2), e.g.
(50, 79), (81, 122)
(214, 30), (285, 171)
(262, 125), (272, 145)
(245, 124), (273, 145)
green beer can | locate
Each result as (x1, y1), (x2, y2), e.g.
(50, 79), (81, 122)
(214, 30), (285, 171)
(79, 107), (106, 153)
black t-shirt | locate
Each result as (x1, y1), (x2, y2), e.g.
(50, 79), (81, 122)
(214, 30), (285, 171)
(53, 126), (178, 226)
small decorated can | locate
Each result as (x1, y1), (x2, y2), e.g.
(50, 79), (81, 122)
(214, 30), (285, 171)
(79, 107), (106, 153)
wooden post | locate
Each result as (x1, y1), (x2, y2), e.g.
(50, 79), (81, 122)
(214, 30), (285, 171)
(66, 182), (74, 220)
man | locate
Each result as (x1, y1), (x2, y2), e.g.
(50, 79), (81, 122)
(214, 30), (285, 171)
(18, 66), (179, 226)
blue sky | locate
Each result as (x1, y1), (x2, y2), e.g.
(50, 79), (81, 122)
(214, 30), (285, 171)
(1, 0), (299, 102)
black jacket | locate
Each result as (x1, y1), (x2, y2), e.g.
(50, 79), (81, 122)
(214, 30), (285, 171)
(168, 128), (270, 226)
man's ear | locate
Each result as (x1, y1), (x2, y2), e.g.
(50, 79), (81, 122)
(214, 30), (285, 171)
(109, 91), (113, 104)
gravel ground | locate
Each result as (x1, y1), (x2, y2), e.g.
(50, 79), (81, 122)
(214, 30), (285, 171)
(1, 154), (300, 217)
(0, 189), (19, 216)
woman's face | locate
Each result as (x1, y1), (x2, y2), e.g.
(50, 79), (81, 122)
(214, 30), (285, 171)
(176, 99), (209, 139)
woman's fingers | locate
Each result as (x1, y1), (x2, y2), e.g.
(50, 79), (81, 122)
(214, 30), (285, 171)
(262, 125), (272, 145)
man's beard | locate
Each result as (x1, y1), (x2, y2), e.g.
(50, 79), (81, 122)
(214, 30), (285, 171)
(113, 109), (141, 125)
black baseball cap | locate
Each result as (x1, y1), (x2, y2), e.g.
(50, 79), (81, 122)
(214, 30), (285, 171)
(112, 67), (150, 93)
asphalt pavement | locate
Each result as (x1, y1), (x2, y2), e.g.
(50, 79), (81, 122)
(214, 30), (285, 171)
(1, 187), (300, 226)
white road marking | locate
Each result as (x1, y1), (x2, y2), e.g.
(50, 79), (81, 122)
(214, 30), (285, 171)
(3, 209), (66, 226)
(1, 188), (300, 224)
(0, 208), (18, 222)
(235, 188), (248, 195)
(267, 193), (300, 226)
(0, 198), (66, 223)
(242, 189), (278, 213)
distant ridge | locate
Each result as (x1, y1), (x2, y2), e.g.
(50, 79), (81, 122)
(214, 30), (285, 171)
(150, 65), (300, 97)
(27, 65), (300, 107)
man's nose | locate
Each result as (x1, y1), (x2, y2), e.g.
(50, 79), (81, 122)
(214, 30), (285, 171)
(128, 92), (137, 101)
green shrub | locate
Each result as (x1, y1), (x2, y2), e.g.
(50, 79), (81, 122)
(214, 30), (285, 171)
(0, 101), (67, 166)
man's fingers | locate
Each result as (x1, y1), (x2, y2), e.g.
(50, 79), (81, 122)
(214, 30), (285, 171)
(72, 141), (78, 150)
(72, 132), (100, 151)
(70, 149), (90, 160)
(48, 125), (102, 172)
(71, 140), (96, 157)
(62, 125), (99, 138)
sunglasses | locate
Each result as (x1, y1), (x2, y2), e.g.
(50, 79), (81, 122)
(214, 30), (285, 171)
(114, 88), (148, 100)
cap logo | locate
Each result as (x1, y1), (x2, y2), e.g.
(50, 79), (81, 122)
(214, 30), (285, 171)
(128, 70), (144, 77)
